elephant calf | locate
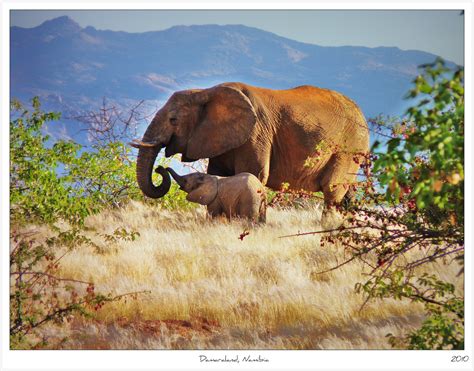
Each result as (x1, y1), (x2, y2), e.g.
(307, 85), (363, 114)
(156, 166), (266, 223)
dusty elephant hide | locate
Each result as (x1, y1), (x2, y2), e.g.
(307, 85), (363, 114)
(160, 166), (267, 223)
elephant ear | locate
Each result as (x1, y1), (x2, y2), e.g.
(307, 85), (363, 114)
(186, 85), (257, 159)
(186, 177), (218, 206)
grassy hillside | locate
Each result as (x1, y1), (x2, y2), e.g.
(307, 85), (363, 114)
(24, 201), (461, 349)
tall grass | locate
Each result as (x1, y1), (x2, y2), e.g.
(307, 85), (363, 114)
(32, 201), (462, 349)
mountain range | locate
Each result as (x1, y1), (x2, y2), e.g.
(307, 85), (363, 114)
(10, 16), (456, 142)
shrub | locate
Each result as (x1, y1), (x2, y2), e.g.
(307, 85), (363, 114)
(9, 98), (158, 348)
(10, 97), (191, 227)
(309, 59), (464, 349)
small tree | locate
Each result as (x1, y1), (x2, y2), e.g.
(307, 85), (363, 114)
(353, 60), (463, 349)
(72, 97), (205, 207)
(9, 98), (155, 348)
(290, 59), (464, 349)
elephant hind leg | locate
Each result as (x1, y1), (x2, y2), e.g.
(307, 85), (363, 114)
(235, 193), (266, 223)
(319, 153), (359, 231)
(319, 153), (359, 205)
(342, 186), (356, 209)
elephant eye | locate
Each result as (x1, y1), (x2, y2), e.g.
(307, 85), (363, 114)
(169, 117), (178, 125)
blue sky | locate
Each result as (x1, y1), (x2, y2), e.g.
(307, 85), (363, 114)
(11, 10), (464, 65)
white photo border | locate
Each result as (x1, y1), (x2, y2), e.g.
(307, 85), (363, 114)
(1, 1), (472, 370)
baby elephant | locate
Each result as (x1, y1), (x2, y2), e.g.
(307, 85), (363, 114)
(156, 166), (266, 223)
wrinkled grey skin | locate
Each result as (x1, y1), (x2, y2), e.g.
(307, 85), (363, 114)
(160, 166), (266, 223)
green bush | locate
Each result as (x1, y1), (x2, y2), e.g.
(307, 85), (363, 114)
(9, 97), (170, 348)
(317, 59), (464, 349)
(373, 59), (464, 224)
(10, 97), (191, 227)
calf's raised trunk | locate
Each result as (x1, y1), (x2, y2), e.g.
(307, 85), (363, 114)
(166, 167), (187, 189)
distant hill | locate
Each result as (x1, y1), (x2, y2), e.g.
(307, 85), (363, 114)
(10, 16), (455, 142)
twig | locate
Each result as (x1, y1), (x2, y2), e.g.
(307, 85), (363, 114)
(11, 271), (92, 285)
(279, 225), (362, 238)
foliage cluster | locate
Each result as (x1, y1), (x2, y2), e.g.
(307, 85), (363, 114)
(319, 59), (464, 349)
(10, 97), (190, 227)
(9, 98), (167, 347)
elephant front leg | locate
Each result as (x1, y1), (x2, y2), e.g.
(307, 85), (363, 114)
(206, 201), (225, 219)
(208, 156), (235, 177)
(234, 144), (270, 185)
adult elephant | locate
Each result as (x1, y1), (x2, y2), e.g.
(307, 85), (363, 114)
(130, 82), (369, 223)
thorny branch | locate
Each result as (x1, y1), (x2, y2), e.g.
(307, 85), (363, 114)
(71, 98), (154, 145)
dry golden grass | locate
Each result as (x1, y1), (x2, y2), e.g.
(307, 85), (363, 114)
(33, 201), (462, 349)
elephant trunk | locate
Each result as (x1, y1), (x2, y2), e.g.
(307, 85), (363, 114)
(166, 167), (187, 189)
(136, 145), (171, 198)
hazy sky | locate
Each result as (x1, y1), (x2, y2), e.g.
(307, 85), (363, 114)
(11, 10), (464, 65)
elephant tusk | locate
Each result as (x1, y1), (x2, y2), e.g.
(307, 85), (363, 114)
(129, 139), (159, 148)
